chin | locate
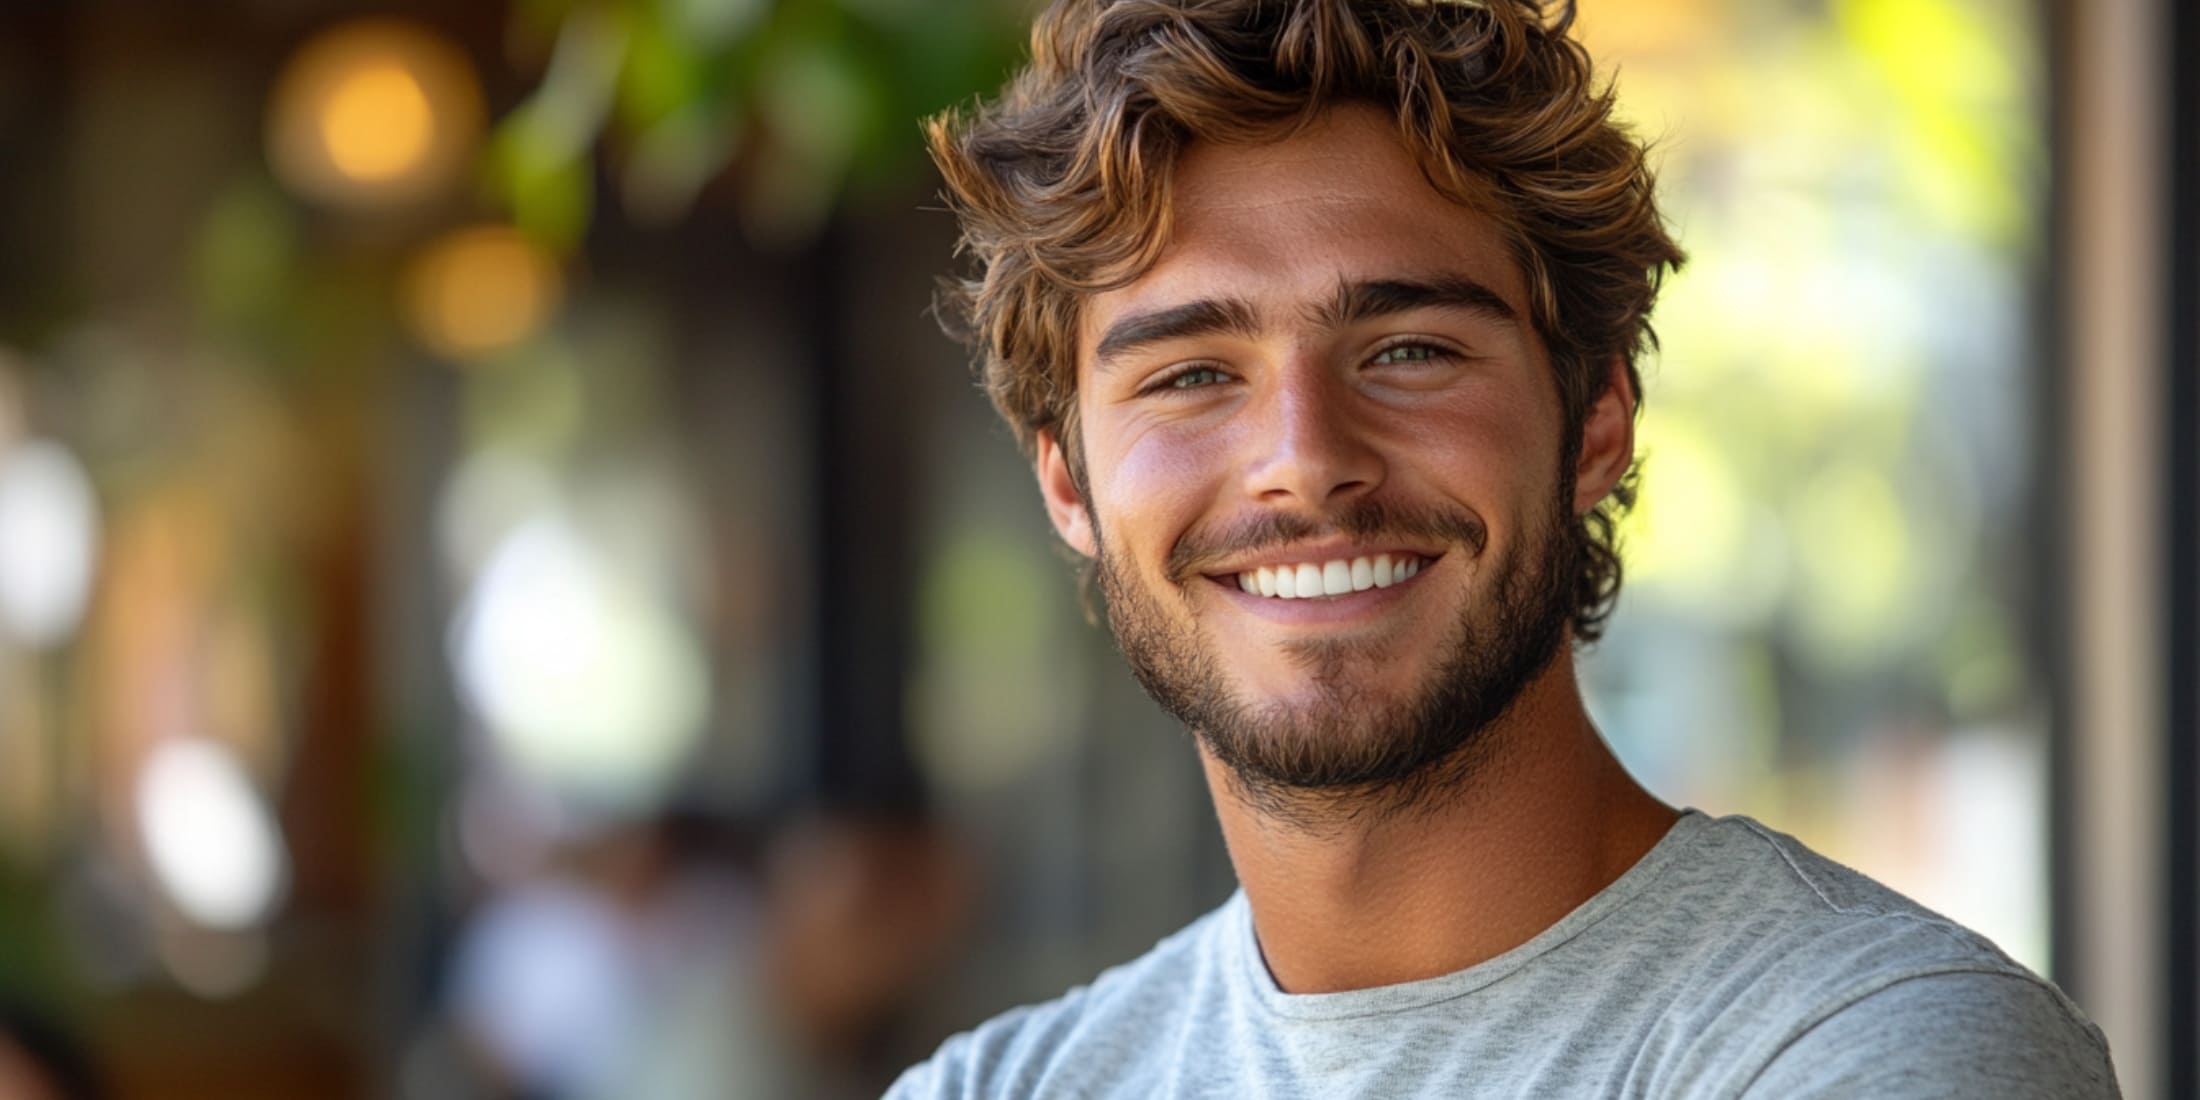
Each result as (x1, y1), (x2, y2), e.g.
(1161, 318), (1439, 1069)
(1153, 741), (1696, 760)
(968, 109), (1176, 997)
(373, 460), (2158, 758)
(1096, 488), (1578, 813)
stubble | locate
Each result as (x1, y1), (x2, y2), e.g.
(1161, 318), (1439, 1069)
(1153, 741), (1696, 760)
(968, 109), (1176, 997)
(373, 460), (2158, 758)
(1094, 491), (1578, 832)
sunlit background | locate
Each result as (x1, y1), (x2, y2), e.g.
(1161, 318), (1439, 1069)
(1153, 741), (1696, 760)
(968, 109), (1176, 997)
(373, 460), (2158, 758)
(0, 0), (2189, 1098)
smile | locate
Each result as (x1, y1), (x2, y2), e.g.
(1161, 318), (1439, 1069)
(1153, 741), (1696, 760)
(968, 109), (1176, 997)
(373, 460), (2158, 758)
(1232, 553), (1429, 599)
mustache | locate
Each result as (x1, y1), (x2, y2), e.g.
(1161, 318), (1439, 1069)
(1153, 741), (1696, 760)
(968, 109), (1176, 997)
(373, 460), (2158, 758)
(1166, 499), (1488, 581)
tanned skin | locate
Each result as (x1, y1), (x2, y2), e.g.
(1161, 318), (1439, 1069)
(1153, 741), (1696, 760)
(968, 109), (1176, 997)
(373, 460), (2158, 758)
(1033, 104), (1679, 995)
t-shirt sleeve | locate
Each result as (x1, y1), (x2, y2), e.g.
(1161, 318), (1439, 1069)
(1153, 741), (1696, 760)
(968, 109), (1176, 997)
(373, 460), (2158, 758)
(1739, 969), (2122, 1099)
(881, 998), (1068, 1100)
(882, 1030), (977, 1100)
(881, 1057), (941, 1100)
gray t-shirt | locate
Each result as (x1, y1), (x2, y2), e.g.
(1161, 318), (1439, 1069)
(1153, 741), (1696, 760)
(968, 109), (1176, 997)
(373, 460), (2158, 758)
(887, 811), (2119, 1098)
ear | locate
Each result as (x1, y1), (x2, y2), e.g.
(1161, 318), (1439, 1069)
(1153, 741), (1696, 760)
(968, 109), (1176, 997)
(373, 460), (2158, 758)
(1572, 358), (1637, 516)
(1035, 429), (1097, 557)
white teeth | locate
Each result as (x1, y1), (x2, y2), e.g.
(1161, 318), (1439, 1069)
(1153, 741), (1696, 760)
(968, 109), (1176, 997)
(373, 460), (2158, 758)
(1322, 560), (1353, 596)
(1232, 554), (1427, 599)
(1294, 563), (1322, 598)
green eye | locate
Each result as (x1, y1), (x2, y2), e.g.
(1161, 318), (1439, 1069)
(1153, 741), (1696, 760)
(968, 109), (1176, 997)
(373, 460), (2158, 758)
(1373, 344), (1440, 365)
(1169, 366), (1229, 389)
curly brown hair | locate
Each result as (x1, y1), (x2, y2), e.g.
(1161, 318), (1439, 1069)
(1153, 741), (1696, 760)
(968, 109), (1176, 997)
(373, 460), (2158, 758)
(926, 0), (1683, 642)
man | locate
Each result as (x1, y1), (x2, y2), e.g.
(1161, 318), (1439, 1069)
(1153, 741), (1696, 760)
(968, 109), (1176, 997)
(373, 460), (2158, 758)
(892, 0), (2120, 1095)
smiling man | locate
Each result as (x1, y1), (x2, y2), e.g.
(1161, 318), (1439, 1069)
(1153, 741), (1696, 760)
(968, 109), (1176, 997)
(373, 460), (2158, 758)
(891, 0), (2119, 1096)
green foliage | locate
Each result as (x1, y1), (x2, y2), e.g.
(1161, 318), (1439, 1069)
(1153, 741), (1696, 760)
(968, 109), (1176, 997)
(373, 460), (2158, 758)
(491, 0), (1028, 247)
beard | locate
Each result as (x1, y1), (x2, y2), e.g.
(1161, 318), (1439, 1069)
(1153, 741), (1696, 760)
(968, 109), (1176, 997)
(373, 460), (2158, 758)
(1093, 489), (1578, 828)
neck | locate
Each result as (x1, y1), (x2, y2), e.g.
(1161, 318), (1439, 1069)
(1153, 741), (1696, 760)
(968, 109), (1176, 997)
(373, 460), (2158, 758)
(1203, 653), (1678, 995)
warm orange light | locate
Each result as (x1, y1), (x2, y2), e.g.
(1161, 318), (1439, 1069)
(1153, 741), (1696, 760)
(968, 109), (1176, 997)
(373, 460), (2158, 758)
(401, 227), (565, 361)
(267, 21), (481, 209)
(320, 64), (435, 182)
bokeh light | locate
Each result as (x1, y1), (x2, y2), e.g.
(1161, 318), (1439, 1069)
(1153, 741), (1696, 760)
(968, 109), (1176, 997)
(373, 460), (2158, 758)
(401, 226), (566, 362)
(436, 448), (562, 582)
(135, 737), (290, 931)
(321, 64), (435, 181)
(0, 439), (101, 649)
(450, 516), (708, 811)
(266, 19), (483, 209)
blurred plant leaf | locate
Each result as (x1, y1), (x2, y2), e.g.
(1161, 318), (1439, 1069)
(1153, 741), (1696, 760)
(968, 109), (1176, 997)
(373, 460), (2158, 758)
(488, 123), (596, 252)
(492, 0), (1026, 244)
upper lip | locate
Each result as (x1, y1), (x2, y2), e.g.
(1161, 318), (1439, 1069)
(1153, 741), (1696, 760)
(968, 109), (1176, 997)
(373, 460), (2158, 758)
(1197, 540), (1446, 576)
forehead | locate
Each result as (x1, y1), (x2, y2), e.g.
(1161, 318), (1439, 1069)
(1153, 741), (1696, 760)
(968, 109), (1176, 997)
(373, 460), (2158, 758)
(1080, 103), (1529, 356)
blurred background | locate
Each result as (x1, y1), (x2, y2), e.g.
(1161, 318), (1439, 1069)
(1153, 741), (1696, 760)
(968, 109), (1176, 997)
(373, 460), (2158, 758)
(0, 0), (2191, 1097)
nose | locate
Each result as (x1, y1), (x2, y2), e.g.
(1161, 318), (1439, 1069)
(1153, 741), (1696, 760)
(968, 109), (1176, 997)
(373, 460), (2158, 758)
(1241, 361), (1384, 509)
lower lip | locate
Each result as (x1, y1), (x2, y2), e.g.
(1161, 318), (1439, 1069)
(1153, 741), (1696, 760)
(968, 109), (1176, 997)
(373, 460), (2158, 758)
(1204, 561), (1437, 625)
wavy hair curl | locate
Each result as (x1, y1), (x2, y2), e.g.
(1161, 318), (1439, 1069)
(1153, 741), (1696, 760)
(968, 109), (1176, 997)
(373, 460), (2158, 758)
(926, 0), (1684, 642)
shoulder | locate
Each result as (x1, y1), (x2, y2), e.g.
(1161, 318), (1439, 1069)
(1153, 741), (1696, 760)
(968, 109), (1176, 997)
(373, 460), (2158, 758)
(1661, 813), (2042, 969)
(1653, 814), (2119, 1096)
(884, 897), (1239, 1100)
(1738, 968), (2121, 1097)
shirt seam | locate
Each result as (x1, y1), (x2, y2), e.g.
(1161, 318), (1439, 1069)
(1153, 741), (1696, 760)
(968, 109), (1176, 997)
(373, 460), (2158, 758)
(1730, 818), (2014, 960)
(1733, 817), (1852, 913)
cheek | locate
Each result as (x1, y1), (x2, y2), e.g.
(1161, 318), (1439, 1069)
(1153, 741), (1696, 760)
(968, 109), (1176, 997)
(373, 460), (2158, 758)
(1395, 388), (1558, 487)
(1096, 420), (1234, 545)
(1387, 390), (1567, 558)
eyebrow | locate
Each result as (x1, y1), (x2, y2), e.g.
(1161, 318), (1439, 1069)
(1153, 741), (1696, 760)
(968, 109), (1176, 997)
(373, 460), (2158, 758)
(1091, 297), (1262, 375)
(1311, 276), (1518, 329)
